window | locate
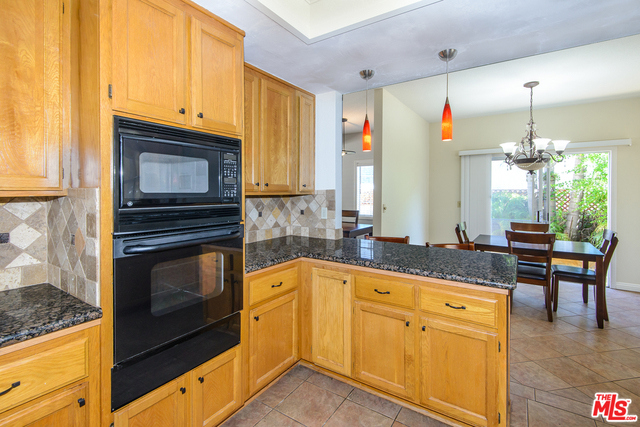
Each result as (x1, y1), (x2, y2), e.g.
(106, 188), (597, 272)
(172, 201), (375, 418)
(356, 162), (374, 217)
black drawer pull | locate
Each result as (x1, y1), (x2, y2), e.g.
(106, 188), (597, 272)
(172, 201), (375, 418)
(272, 282), (283, 288)
(180, 387), (186, 394)
(78, 398), (86, 407)
(254, 316), (259, 321)
(374, 289), (390, 294)
(446, 303), (466, 310)
(198, 377), (204, 384)
(197, 112), (204, 118)
(179, 108), (185, 114)
(0, 381), (20, 397)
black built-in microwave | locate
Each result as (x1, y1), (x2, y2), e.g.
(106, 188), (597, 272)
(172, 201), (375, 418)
(113, 116), (242, 233)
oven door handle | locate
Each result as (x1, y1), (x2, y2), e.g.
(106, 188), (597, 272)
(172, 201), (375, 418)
(122, 232), (241, 255)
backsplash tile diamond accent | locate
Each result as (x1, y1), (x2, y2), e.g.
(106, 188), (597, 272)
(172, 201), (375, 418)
(245, 190), (342, 243)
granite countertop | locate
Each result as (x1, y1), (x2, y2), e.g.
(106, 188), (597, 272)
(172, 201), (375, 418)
(246, 237), (517, 290)
(0, 283), (102, 349)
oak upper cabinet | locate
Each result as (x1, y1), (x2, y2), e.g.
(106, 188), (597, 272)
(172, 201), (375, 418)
(260, 77), (295, 193)
(112, 0), (187, 124)
(190, 16), (244, 135)
(311, 269), (351, 377)
(353, 301), (416, 400)
(248, 291), (299, 395)
(191, 346), (242, 427)
(0, 0), (64, 193)
(420, 318), (499, 427)
(114, 374), (190, 427)
(0, 385), (88, 427)
(244, 69), (260, 193)
(296, 91), (315, 193)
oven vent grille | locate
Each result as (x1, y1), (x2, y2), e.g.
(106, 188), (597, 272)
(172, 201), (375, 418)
(118, 206), (242, 229)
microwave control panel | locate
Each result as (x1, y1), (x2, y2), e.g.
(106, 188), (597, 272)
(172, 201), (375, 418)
(222, 152), (239, 199)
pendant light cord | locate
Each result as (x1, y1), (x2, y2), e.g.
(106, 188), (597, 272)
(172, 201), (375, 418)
(365, 77), (369, 116)
(446, 58), (449, 98)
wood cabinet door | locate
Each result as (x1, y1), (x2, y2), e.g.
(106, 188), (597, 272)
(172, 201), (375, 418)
(259, 78), (294, 193)
(0, 384), (88, 427)
(244, 69), (260, 193)
(353, 301), (416, 400)
(192, 346), (242, 427)
(0, 0), (62, 190)
(297, 91), (315, 193)
(249, 291), (299, 395)
(420, 317), (499, 427)
(114, 374), (190, 427)
(112, 0), (187, 124)
(312, 269), (351, 376)
(190, 17), (243, 135)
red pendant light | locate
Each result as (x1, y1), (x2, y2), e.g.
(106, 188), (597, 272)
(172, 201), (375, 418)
(360, 70), (374, 152)
(438, 49), (457, 142)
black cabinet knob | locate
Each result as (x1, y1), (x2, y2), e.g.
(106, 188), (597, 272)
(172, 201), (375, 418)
(255, 182), (259, 186)
(178, 108), (185, 114)
(180, 387), (186, 394)
(197, 112), (203, 118)
(302, 184), (307, 187)
(78, 398), (86, 407)
(198, 377), (204, 383)
(264, 183), (269, 187)
(254, 316), (259, 321)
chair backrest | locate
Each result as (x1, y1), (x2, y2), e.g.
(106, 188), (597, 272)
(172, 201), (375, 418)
(510, 222), (550, 232)
(342, 210), (359, 225)
(601, 229), (618, 275)
(455, 222), (469, 244)
(505, 230), (555, 265)
(365, 235), (410, 244)
(426, 242), (475, 251)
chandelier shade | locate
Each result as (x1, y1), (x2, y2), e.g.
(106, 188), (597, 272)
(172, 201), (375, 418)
(501, 81), (569, 173)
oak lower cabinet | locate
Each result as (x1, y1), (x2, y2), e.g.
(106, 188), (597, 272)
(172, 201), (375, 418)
(353, 301), (416, 401)
(248, 291), (299, 395)
(311, 269), (351, 377)
(0, 0), (66, 193)
(191, 346), (242, 427)
(420, 318), (499, 427)
(114, 374), (190, 427)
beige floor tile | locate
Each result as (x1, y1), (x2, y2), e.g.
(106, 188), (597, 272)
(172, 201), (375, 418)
(324, 400), (394, 427)
(221, 400), (272, 427)
(511, 381), (535, 400)
(276, 382), (344, 427)
(510, 394), (528, 427)
(534, 357), (608, 387)
(510, 361), (572, 391)
(601, 349), (640, 371)
(392, 423), (409, 427)
(561, 315), (603, 331)
(519, 319), (584, 338)
(347, 387), (402, 419)
(527, 400), (597, 427)
(511, 349), (531, 363)
(256, 373), (304, 408)
(307, 372), (354, 398)
(577, 382), (640, 423)
(535, 389), (597, 419)
(255, 411), (304, 427)
(547, 387), (597, 405)
(619, 327), (640, 339)
(395, 407), (449, 427)
(585, 311), (640, 329)
(614, 378), (640, 396)
(511, 338), (564, 360)
(287, 364), (315, 381)
(569, 353), (640, 381)
(589, 329), (640, 349)
(532, 334), (594, 356)
(564, 332), (626, 352)
(561, 302), (598, 316)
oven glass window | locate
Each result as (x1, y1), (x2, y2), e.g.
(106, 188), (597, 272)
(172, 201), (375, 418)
(139, 152), (209, 193)
(150, 251), (224, 316)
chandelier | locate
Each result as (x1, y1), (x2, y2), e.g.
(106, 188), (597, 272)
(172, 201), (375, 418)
(500, 81), (569, 173)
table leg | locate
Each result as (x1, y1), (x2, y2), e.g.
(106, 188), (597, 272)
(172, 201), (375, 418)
(582, 260), (589, 303)
(595, 257), (605, 329)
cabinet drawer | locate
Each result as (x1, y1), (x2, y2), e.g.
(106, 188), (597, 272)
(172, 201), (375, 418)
(0, 337), (88, 413)
(249, 266), (298, 306)
(354, 276), (414, 309)
(419, 287), (497, 328)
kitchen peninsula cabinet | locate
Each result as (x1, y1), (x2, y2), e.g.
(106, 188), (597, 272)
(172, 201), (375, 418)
(0, 0), (67, 195)
(244, 65), (315, 195)
(112, 0), (244, 137)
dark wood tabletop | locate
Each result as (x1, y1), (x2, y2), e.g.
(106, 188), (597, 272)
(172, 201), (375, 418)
(342, 223), (373, 238)
(474, 234), (607, 328)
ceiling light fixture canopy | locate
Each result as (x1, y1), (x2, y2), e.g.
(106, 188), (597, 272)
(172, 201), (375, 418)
(500, 81), (569, 174)
(342, 118), (355, 156)
(360, 69), (374, 152)
(439, 48), (457, 141)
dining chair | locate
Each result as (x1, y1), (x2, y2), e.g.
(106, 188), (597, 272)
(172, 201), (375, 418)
(552, 230), (618, 317)
(506, 230), (556, 322)
(365, 235), (410, 244)
(342, 210), (359, 225)
(455, 222), (469, 244)
(426, 242), (475, 250)
(510, 222), (550, 232)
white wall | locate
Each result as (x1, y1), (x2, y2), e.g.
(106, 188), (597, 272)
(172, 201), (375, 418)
(376, 89), (431, 245)
(341, 132), (374, 223)
(315, 91), (343, 228)
(429, 97), (640, 289)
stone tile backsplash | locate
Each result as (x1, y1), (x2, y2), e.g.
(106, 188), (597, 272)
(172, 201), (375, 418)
(0, 189), (100, 306)
(245, 190), (342, 243)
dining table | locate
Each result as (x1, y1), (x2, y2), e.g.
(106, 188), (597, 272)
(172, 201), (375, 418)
(342, 223), (374, 238)
(474, 234), (607, 328)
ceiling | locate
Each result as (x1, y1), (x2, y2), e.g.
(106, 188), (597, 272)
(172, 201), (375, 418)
(194, 0), (640, 96)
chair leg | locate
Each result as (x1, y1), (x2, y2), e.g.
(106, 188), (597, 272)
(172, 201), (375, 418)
(583, 283), (589, 303)
(553, 276), (559, 312)
(544, 286), (553, 322)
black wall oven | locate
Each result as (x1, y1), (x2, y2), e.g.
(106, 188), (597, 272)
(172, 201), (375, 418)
(111, 117), (243, 411)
